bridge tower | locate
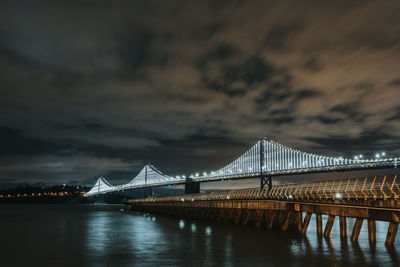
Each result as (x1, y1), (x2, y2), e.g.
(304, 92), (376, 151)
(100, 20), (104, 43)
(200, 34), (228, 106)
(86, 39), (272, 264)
(143, 164), (153, 198)
(260, 138), (272, 190)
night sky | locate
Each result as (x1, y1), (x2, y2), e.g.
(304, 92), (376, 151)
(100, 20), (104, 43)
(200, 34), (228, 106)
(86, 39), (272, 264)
(1, 0), (399, 188)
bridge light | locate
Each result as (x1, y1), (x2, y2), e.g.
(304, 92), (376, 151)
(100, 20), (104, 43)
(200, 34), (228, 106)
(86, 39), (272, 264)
(359, 155), (363, 158)
(335, 193), (342, 199)
(227, 195), (230, 199)
(191, 199), (194, 202)
(288, 195), (293, 199)
(382, 152), (386, 157)
(195, 173), (199, 177)
(375, 153), (380, 158)
(203, 172), (207, 176)
(182, 175), (186, 179)
(181, 198), (184, 202)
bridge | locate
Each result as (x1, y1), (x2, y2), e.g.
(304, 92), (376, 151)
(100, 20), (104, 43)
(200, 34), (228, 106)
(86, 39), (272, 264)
(84, 138), (398, 197)
(85, 138), (400, 247)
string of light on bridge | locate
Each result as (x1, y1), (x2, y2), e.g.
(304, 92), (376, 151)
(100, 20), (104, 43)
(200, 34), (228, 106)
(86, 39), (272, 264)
(84, 139), (399, 197)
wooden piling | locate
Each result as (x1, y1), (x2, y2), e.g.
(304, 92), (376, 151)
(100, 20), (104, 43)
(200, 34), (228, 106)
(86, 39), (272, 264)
(243, 210), (252, 226)
(385, 222), (399, 247)
(267, 211), (276, 230)
(351, 218), (363, 243)
(301, 213), (312, 235)
(339, 216), (347, 238)
(216, 209), (226, 222)
(324, 215), (335, 238)
(234, 209), (242, 224)
(282, 211), (291, 231)
(316, 213), (322, 236)
(255, 210), (263, 228)
(223, 209), (234, 223)
(368, 219), (376, 246)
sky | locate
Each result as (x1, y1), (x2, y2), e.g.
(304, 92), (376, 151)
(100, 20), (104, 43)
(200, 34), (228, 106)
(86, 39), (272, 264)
(0, 0), (399, 188)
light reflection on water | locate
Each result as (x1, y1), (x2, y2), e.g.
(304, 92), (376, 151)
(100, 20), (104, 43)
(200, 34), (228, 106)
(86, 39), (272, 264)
(0, 205), (399, 266)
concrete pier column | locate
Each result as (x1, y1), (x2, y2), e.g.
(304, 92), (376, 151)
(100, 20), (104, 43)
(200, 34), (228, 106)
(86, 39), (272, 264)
(324, 215), (335, 238)
(351, 218), (364, 243)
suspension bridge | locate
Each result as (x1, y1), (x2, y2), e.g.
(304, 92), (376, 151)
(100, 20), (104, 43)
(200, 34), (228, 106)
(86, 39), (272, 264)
(85, 138), (398, 197)
(85, 138), (400, 247)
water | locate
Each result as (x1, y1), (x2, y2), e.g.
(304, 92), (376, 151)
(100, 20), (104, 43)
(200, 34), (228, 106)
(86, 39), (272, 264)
(0, 204), (399, 267)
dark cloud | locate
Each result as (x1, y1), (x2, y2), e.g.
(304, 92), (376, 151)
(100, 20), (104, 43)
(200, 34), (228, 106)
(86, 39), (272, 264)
(0, 0), (399, 188)
(262, 20), (306, 51)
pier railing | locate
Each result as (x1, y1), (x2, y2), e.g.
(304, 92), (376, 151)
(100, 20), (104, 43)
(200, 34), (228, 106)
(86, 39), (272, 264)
(130, 174), (399, 203)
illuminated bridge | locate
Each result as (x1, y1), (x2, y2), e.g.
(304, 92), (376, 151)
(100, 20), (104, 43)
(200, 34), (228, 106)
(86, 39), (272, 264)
(85, 138), (400, 247)
(84, 138), (398, 197)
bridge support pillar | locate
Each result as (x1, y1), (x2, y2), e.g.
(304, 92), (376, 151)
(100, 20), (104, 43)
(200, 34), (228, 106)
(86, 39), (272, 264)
(261, 175), (272, 190)
(316, 213), (323, 236)
(339, 216), (347, 239)
(385, 222), (398, 247)
(351, 218), (364, 243)
(301, 212), (312, 235)
(185, 178), (200, 194)
(368, 219), (376, 246)
(324, 215), (335, 238)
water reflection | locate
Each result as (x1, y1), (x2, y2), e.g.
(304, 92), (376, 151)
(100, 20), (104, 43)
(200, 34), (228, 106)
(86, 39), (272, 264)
(179, 219), (185, 229)
(1, 205), (399, 267)
(86, 212), (111, 255)
(205, 226), (212, 236)
(191, 223), (197, 233)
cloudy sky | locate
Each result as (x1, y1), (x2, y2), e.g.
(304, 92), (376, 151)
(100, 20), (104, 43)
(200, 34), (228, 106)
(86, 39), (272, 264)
(0, 0), (399, 188)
